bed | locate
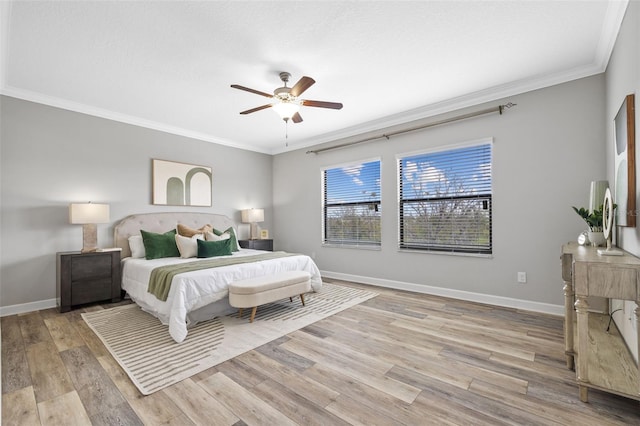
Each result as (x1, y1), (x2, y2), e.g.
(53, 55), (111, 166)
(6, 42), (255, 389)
(114, 212), (322, 343)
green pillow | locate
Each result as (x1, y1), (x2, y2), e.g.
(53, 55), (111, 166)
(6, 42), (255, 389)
(212, 227), (239, 252)
(141, 229), (180, 260)
(197, 238), (233, 258)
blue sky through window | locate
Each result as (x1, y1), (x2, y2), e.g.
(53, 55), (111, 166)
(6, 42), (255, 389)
(325, 160), (381, 204)
(401, 144), (492, 200)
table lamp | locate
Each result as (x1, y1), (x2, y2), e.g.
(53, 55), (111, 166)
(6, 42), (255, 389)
(241, 208), (264, 240)
(69, 203), (110, 252)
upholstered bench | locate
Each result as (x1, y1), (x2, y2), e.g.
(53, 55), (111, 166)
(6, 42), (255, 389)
(228, 271), (312, 323)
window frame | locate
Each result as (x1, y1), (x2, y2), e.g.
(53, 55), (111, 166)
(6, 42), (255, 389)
(321, 158), (382, 249)
(397, 139), (493, 255)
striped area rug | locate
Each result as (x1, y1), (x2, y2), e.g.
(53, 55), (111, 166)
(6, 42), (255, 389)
(82, 283), (377, 395)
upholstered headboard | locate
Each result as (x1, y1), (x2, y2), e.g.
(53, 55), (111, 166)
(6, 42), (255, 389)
(114, 212), (235, 258)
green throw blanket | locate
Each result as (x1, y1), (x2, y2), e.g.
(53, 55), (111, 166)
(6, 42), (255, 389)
(148, 251), (299, 301)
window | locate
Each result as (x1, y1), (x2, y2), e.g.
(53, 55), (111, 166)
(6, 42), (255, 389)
(322, 159), (381, 247)
(398, 141), (492, 254)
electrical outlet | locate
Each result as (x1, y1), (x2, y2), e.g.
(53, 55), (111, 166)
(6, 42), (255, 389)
(517, 272), (527, 283)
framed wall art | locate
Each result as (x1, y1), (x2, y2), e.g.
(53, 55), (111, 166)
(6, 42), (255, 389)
(614, 94), (636, 227)
(152, 159), (212, 206)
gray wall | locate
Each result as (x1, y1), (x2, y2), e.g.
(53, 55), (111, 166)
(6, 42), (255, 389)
(273, 75), (606, 309)
(0, 96), (273, 309)
(605, 1), (639, 361)
(0, 73), (611, 314)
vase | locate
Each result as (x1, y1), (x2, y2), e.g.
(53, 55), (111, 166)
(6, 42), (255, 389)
(587, 231), (606, 247)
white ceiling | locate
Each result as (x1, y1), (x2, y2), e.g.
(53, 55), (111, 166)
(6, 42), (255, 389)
(0, 1), (628, 154)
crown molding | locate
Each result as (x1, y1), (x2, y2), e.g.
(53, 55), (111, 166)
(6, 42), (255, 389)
(270, 62), (606, 155)
(2, 1), (627, 157)
(0, 86), (271, 155)
(595, 0), (629, 70)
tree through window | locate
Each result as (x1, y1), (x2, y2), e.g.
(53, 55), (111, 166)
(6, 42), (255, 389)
(323, 160), (381, 247)
(398, 142), (492, 254)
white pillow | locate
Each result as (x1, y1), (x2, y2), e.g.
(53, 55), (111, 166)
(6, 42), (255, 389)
(175, 233), (204, 258)
(207, 227), (241, 251)
(128, 235), (146, 258)
(205, 231), (230, 242)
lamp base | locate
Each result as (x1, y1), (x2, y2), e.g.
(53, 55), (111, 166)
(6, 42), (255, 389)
(81, 223), (98, 253)
(250, 223), (260, 240)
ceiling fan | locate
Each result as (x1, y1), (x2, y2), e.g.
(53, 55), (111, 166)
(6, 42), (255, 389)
(231, 72), (343, 124)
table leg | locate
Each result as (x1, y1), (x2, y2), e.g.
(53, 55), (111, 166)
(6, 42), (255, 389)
(579, 385), (588, 403)
(575, 295), (590, 403)
(563, 279), (575, 370)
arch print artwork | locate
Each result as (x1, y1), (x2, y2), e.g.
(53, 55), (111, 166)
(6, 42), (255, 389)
(152, 159), (212, 206)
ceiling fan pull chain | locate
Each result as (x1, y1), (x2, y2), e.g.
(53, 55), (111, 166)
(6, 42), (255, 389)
(285, 119), (289, 145)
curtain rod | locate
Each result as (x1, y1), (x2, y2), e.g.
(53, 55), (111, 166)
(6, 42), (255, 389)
(306, 102), (517, 154)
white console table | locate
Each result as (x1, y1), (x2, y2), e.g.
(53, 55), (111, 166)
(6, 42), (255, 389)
(561, 242), (640, 402)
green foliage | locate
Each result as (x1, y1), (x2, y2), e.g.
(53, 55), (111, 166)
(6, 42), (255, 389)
(572, 203), (616, 231)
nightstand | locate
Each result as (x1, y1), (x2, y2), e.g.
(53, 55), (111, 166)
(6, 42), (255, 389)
(238, 239), (273, 251)
(56, 251), (121, 312)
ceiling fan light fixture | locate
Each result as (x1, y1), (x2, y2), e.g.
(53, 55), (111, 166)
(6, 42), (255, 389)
(272, 99), (301, 121)
(231, 72), (340, 125)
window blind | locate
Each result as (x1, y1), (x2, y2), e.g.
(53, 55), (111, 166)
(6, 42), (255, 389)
(323, 160), (381, 247)
(399, 142), (492, 254)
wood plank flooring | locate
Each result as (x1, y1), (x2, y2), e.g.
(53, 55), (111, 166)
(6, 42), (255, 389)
(2, 278), (639, 425)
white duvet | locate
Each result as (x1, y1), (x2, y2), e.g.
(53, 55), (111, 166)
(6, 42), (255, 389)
(121, 249), (322, 343)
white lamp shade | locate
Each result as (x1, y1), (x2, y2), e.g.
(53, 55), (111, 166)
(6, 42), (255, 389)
(272, 102), (301, 120)
(241, 208), (264, 223)
(69, 203), (110, 224)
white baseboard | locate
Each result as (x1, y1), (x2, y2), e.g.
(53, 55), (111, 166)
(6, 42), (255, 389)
(0, 298), (57, 317)
(0, 274), (564, 318)
(321, 270), (564, 316)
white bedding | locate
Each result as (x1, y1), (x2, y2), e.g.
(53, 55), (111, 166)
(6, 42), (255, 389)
(121, 249), (322, 343)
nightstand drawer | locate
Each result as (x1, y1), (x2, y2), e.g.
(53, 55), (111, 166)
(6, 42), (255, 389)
(57, 251), (121, 312)
(238, 239), (273, 251)
(71, 278), (113, 305)
(71, 255), (112, 280)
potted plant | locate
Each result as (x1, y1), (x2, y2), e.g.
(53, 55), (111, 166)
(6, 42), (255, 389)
(572, 204), (613, 246)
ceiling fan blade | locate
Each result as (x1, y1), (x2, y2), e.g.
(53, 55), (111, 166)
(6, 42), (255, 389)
(290, 76), (315, 97)
(240, 104), (273, 115)
(302, 100), (343, 110)
(231, 84), (273, 98)
(292, 112), (303, 123)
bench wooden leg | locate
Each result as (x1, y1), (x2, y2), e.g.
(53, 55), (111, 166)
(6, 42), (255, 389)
(300, 294), (306, 306)
(250, 306), (258, 323)
(238, 308), (243, 319)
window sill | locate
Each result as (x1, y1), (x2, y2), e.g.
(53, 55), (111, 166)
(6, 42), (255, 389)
(398, 248), (493, 258)
(322, 243), (381, 251)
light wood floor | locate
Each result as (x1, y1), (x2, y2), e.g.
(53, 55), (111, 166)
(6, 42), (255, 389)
(2, 278), (639, 425)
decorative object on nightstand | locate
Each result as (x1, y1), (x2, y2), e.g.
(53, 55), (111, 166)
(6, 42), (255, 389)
(572, 180), (612, 247)
(241, 208), (264, 240)
(238, 239), (273, 251)
(69, 202), (110, 253)
(588, 180), (609, 213)
(598, 188), (623, 256)
(56, 250), (121, 312)
(577, 231), (589, 246)
(260, 229), (269, 239)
